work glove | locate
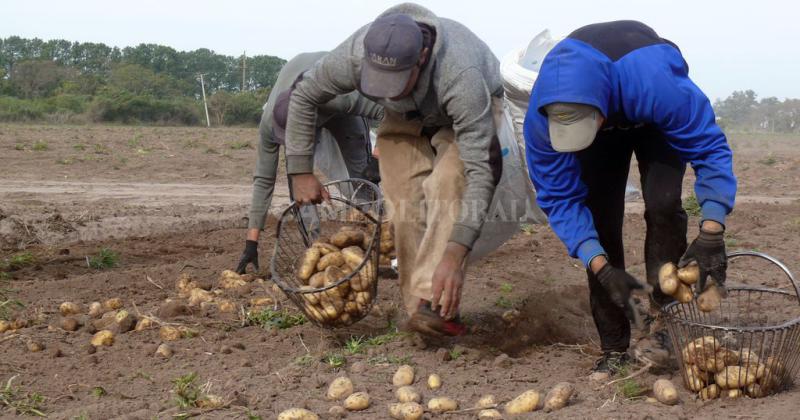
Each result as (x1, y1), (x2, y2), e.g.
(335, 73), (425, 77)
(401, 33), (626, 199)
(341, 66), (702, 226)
(679, 228), (726, 294)
(235, 240), (259, 274)
(597, 264), (646, 325)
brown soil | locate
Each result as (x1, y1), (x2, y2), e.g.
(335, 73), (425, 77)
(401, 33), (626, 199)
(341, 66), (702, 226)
(1, 124), (799, 419)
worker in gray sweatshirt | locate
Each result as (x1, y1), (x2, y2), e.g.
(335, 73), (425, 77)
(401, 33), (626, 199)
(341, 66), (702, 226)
(285, 3), (503, 336)
(235, 51), (383, 274)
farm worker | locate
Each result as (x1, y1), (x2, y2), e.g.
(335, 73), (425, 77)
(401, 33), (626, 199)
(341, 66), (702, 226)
(235, 51), (383, 274)
(285, 3), (504, 336)
(523, 21), (737, 376)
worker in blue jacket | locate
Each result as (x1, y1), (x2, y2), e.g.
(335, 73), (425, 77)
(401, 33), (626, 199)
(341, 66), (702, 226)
(523, 20), (736, 376)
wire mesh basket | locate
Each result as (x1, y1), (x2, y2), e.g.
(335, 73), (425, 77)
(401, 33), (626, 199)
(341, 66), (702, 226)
(663, 251), (800, 398)
(270, 179), (383, 328)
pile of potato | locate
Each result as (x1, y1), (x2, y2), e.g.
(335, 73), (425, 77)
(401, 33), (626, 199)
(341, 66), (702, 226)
(681, 335), (786, 399)
(294, 225), (377, 326)
(378, 221), (395, 267)
(659, 262), (722, 312)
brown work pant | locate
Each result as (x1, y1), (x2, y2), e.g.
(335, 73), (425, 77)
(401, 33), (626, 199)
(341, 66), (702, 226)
(377, 99), (503, 316)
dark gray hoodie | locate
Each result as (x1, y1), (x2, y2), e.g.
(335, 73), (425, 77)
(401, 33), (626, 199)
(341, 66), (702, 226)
(284, 2), (502, 248)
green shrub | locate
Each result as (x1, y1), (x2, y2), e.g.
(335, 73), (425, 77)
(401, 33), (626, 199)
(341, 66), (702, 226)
(89, 89), (202, 125)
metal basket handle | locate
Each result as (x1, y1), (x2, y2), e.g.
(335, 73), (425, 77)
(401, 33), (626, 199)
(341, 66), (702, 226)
(728, 250), (799, 305)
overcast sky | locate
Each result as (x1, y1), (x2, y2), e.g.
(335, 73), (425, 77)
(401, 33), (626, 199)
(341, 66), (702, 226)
(2, 0), (798, 101)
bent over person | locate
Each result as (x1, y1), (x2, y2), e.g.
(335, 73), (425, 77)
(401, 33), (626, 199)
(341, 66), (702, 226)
(285, 3), (504, 336)
(523, 21), (737, 375)
(235, 51), (383, 274)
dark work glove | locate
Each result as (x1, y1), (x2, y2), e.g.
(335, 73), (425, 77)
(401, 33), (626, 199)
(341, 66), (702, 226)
(679, 228), (726, 293)
(597, 264), (645, 324)
(235, 240), (259, 274)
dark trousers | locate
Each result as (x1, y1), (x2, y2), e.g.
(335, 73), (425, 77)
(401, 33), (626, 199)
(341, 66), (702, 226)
(576, 125), (688, 353)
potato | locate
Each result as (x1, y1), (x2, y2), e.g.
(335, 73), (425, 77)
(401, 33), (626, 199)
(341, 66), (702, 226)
(344, 391), (370, 411)
(684, 369), (706, 392)
(427, 374), (441, 390)
(683, 336), (720, 360)
(380, 254), (393, 266)
(659, 263), (680, 296)
(88, 301), (105, 318)
(735, 348), (761, 365)
(544, 381), (575, 411)
(103, 298), (123, 311)
(217, 299), (236, 313)
(303, 303), (326, 323)
(715, 366), (757, 389)
(396, 386), (421, 403)
(695, 352), (726, 373)
(176, 273), (197, 296)
(393, 364), (414, 386)
(319, 294), (343, 319)
(219, 269), (247, 289)
(160, 325), (182, 341)
(427, 397), (458, 413)
(765, 356), (786, 376)
(59, 301), (82, 316)
(114, 309), (136, 333)
(134, 317), (154, 331)
(744, 363), (767, 380)
(338, 312), (352, 325)
(317, 252), (345, 272)
(299, 286), (320, 305)
(476, 394), (497, 409)
(684, 364), (709, 382)
(674, 283), (694, 303)
(326, 376), (354, 400)
(505, 389), (541, 414)
(388, 402), (424, 420)
(277, 408), (319, 420)
(716, 348), (739, 366)
(699, 384), (720, 400)
(380, 238), (394, 253)
(652, 379), (678, 405)
(0, 320), (10, 333)
(92, 311), (117, 330)
(677, 264), (700, 285)
(309, 272), (326, 289)
(196, 394), (224, 409)
(155, 343), (173, 358)
(91, 330), (114, 346)
(344, 300), (359, 315)
(697, 285), (721, 312)
(342, 246), (365, 266)
(312, 241), (340, 255)
(726, 388), (743, 399)
(478, 409), (503, 419)
(331, 229), (366, 248)
(324, 266), (350, 296)
(298, 247), (322, 281)
(355, 291), (371, 306)
(188, 288), (214, 306)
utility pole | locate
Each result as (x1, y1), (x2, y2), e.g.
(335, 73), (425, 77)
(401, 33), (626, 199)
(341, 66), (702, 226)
(241, 51), (247, 92)
(198, 73), (210, 127)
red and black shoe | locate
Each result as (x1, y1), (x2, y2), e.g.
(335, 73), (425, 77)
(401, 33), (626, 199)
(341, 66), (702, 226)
(406, 300), (467, 337)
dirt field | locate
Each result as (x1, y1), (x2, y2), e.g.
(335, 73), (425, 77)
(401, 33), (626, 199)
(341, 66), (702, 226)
(1, 124), (799, 419)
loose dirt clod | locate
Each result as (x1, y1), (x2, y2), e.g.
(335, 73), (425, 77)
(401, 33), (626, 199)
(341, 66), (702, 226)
(328, 405), (347, 418)
(26, 340), (44, 352)
(59, 317), (80, 331)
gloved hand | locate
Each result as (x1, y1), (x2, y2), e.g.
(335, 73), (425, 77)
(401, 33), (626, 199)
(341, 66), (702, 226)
(597, 264), (645, 323)
(679, 228), (726, 293)
(235, 240), (259, 274)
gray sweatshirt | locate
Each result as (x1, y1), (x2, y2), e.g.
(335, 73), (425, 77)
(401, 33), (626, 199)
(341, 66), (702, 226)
(248, 52), (383, 230)
(284, 3), (502, 249)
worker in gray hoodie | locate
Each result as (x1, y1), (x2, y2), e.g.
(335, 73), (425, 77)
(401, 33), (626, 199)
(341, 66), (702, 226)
(235, 51), (383, 274)
(286, 3), (503, 336)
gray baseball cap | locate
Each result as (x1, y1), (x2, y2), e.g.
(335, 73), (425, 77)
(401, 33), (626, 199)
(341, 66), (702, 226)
(545, 103), (602, 152)
(361, 13), (423, 98)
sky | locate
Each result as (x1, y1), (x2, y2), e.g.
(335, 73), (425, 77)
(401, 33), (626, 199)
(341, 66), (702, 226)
(2, 0), (799, 101)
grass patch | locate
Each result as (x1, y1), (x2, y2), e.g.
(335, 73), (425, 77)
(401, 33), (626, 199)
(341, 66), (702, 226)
(495, 295), (513, 309)
(172, 372), (200, 410)
(682, 195), (701, 217)
(520, 223), (536, 235)
(2, 252), (36, 271)
(89, 386), (106, 398)
(448, 348), (463, 360)
(365, 322), (406, 346)
(759, 155), (777, 166)
(344, 336), (366, 354)
(32, 141), (48, 151)
(228, 140), (252, 150)
(294, 354), (314, 366)
(56, 157), (75, 165)
(14, 144), (25, 151)
(0, 376), (46, 417)
(246, 308), (306, 330)
(73, 143), (86, 151)
(499, 283), (513, 293)
(324, 353), (346, 369)
(93, 144), (111, 155)
(88, 248), (119, 269)
(615, 364), (647, 399)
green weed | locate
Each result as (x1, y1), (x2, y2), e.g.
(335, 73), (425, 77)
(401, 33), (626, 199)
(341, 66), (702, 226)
(448, 348), (463, 360)
(759, 155), (777, 166)
(89, 386), (106, 398)
(14, 144), (25, 151)
(73, 143), (86, 151)
(56, 157), (74, 165)
(172, 372), (200, 410)
(246, 308), (306, 330)
(499, 283), (513, 293)
(2, 252), (35, 271)
(0, 376), (46, 417)
(294, 354), (314, 366)
(682, 195), (702, 217)
(93, 144), (111, 155)
(495, 296), (513, 309)
(32, 141), (48, 151)
(344, 336), (366, 354)
(88, 248), (119, 269)
(228, 140), (252, 150)
(520, 223), (536, 235)
(615, 364), (647, 399)
(324, 353), (346, 369)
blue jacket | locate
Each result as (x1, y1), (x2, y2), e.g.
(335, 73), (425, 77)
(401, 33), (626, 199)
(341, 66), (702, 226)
(523, 21), (737, 267)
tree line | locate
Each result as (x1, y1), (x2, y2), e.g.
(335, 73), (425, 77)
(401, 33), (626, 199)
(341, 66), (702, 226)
(0, 36), (285, 125)
(713, 90), (799, 134)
